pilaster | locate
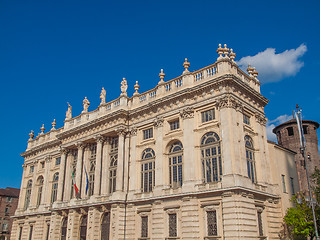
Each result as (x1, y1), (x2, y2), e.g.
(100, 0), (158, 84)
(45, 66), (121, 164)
(76, 143), (84, 198)
(94, 135), (104, 196)
(57, 148), (68, 202)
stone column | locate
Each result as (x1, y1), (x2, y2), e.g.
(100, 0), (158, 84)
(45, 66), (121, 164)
(94, 136), (104, 196)
(154, 118), (164, 193)
(17, 164), (27, 210)
(116, 128), (126, 192)
(128, 128), (137, 193)
(180, 107), (196, 189)
(43, 156), (52, 205)
(101, 138), (110, 195)
(76, 143), (84, 198)
(57, 148), (68, 202)
(29, 161), (38, 208)
(63, 153), (72, 201)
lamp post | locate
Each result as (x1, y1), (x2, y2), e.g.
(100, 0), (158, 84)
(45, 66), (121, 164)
(295, 105), (319, 240)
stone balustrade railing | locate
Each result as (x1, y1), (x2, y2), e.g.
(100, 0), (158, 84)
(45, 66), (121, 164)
(26, 58), (261, 150)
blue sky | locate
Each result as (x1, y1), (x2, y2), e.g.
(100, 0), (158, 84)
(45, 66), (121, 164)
(0, 0), (319, 188)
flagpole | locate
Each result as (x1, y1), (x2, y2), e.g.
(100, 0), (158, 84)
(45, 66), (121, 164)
(295, 105), (319, 240)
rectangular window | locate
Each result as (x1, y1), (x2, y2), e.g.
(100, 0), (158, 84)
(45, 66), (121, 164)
(257, 211), (263, 236)
(29, 225), (33, 240)
(18, 226), (23, 240)
(281, 175), (286, 193)
(243, 114), (250, 125)
(201, 109), (215, 123)
(2, 223), (8, 231)
(30, 166), (34, 173)
(46, 224), (50, 240)
(141, 216), (148, 238)
(287, 127), (294, 136)
(55, 157), (61, 165)
(41, 161), (45, 168)
(6, 197), (12, 202)
(303, 125), (308, 134)
(168, 213), (177, 237)
(143, 128), (153, 140)
(290, 177), (295, 195)
(5, 207), (9, 215)
(169, 119), (180, 131)
(207, 210), (217, 236)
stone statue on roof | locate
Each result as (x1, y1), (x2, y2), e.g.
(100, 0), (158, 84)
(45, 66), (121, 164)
(82, 97), (90, 113)
(120, 78), (128, 96)
(66, 102), (72, 120)
(100, 87), (106, 105)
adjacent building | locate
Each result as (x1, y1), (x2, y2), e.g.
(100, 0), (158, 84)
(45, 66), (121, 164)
(0, 187), (20, 240)
(12, 44), (299, 240)
(273, 119), (320, 193)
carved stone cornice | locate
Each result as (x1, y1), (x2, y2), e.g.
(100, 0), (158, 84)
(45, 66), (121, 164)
(153, 117), (164, 128)
(180, 107), (194, 119)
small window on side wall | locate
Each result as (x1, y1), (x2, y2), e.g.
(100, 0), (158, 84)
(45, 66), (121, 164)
(55, 157), (61, 165)
(243, 114), (250, 125)
(287, 127), (294, 136)
(201, 108), (215, 123)
(169, 119), (180, 131)
(143, 128), (153, 140)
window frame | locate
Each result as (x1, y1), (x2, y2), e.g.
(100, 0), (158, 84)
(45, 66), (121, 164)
(51, 172), (59, 203)
(169, 119), (180, 131)
(200, 132), (222, 183)
(141, 148), (155, 193)
(245, 136), (256, 183)
(201, 108), (215, 123)
(168, 141), (183, 188)
(143, 128), (153, 140)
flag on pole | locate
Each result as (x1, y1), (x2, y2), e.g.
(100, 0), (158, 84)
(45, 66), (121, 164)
(71, 171), (79, 198)
(84, 166), (89, 195)
(294, 107), (305, 149)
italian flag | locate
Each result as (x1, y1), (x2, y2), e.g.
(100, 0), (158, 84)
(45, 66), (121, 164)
(71, 171), (79, 198)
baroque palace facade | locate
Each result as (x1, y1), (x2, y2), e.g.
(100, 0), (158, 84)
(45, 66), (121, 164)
(12, 45), (299, 240)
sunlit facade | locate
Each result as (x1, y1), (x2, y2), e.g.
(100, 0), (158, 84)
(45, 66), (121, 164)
(12, 45), (299, 240)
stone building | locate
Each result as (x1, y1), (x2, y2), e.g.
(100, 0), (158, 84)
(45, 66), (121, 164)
(12, 44), (299, 240)
(273, 119), (320, 192)
(0, 187), (20, 240)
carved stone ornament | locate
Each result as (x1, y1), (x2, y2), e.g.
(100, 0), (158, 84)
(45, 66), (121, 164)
(216, 95), (242, 111)
(130, 127), (137, 136)
(154, 117), (164, 128)
(255, 113), (267, 126)
(180, 107), (194, 119)
(60, 147), (69, 155)
(116, 126), (127, 136)
(95, 135), (104, 143)
(29, 130), (35, 140)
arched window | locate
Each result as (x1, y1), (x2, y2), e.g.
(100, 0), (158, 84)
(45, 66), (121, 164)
(80, 215), (88, 240)
(245, 136), (256, 182)
(61, 217), (68, 240)
(109, 158), (117, 194)
(201, 132), (222, 183)
(141, 148), (155, 192)
(51, 173), (59, 203)
(101, 212), (110, 240)
(36, 176), (44, 207)
(109, 137), (118, 194)
(168, 141), (183, 188)
(24, 180), (32, 210)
